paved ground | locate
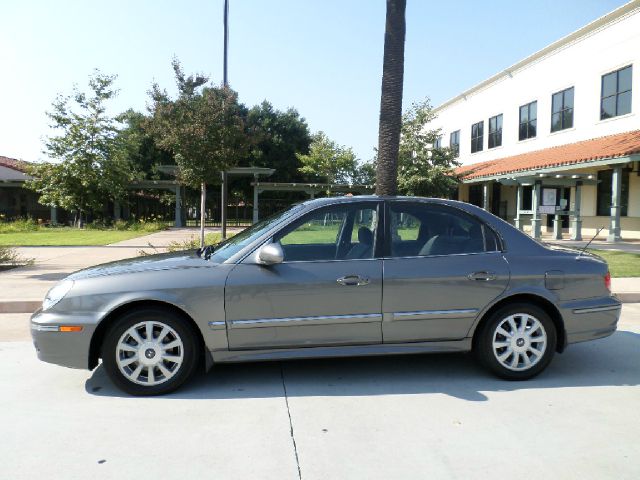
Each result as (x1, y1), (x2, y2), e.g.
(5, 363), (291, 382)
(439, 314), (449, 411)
(0, 227), (239, 307)
(2, 227), (639, 312)
(1, 305), (639, 479)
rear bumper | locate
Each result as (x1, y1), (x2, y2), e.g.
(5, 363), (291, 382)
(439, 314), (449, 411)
(30, 309), (98, 370)
(560, 296), (622, 345)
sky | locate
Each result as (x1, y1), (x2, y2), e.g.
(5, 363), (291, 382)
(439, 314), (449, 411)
(0, 0), (629, 164)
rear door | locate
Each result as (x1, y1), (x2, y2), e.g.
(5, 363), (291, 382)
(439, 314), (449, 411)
(225, 201), (384, 350)
(382, 201), (510, 343)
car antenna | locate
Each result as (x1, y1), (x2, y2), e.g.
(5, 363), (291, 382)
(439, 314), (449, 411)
(577, 226), (604, 259)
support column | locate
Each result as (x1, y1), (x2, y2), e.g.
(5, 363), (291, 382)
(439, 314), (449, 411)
(553, 213), (562, 240)
(113, 200), (121, 221)
(482, 182), (490, 211)
(252, 174), (259, 224)
(531, 181), (541, 239)
(221, 171), (228, 239)
(515, 185), (523, 230)
(174, 185), (183, 227)
(50, 206), (58, 225)
(571, 181), (582, 241)
(607, 167), (622, 242)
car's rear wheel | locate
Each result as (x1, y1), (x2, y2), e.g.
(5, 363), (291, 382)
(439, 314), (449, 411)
(476, 303), (557, 380)
(102, 307), (200, 396)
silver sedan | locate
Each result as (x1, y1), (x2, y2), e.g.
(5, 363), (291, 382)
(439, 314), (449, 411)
(31, 196), (621, 395)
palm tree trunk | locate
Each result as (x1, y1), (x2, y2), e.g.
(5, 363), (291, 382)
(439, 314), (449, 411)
(376, 0), (406, 196)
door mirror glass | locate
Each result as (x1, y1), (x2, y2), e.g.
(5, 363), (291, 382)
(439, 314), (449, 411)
(258, 242), (284, 265)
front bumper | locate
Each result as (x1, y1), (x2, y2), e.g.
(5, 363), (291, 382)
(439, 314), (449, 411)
(30, 309), (98, 370)
(560, 295), (622, 345)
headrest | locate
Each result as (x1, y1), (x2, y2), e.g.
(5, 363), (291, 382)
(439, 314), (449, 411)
(358, 226), (374, 245)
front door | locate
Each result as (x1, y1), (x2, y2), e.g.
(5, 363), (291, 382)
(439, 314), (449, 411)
(225, 201), (383, 350)
(382, 201), (510, 343)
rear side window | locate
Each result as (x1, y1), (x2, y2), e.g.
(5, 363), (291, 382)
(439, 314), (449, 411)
(388, 202), (499, 257)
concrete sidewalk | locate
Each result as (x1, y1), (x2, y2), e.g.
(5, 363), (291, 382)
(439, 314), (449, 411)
(0, 227), (234, 313)
(1, 226), (638, 313)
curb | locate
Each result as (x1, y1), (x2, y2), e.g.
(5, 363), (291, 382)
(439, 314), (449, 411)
(0, 301), (41, 314)
(0, 294), (638, 315)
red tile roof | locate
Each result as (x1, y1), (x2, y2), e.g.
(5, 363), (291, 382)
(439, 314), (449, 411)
(456, 130), (640, 180)
(0, 156), (29, 173)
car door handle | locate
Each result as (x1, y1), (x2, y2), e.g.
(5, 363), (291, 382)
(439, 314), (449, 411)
(337, 275), (370, 286)
(467, 271), (496, 281)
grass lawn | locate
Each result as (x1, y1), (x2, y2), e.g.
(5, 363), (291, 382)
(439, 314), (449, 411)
(0, 228), (158, 246)
(587, 249), (640, 278)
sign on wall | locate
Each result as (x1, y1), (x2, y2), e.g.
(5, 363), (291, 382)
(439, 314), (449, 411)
(542, 188), (557, 206)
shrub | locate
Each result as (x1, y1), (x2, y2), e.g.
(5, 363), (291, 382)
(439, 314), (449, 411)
(166, 233), (223, 252)
(0, 245), (33, 266)
(0, 218), (39, 233)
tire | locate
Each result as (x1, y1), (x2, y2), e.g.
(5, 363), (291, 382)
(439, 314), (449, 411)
(102, 307), (200, 396)
(475, 303), (557, 380)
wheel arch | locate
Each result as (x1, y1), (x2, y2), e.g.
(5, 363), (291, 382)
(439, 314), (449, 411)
(88, 299), (210, 370)
(471, 293), (567, 353)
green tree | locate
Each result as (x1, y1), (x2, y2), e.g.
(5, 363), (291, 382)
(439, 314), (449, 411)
(244, 101), (311, 182)
(147, 59), (249, 247)
(297, 132), (360, 188)
(397, 99), (460, 197)
(117, 109), (173, 180)
(376, 0), (406, 196)
(26, 71), (132, 226)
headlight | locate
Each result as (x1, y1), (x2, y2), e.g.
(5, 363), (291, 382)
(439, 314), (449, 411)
(42, 280), (74, 311)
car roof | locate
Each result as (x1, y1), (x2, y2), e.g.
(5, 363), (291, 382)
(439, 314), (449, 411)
(297, 195), (465, 208)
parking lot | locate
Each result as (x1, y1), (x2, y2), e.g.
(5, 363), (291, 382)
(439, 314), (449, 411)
(1, 305), (639, 480)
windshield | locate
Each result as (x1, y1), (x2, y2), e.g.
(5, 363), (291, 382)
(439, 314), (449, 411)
(206, 204), (304, 263)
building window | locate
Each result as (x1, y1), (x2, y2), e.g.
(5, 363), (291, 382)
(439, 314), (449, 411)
(488, 114), (503, 148)
(596, 169), (629, 216)
(601, 65), (632, 120)
(519, 101), (537, 140)
(433, 136), (442, 149)
(449, 130), (460, 157)
(471, 121), (483, 153)
(551, 87), (574, 132)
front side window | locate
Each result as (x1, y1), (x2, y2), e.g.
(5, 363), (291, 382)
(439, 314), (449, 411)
(471, 121), (483, 153)
(551, 87), (574, 132)
(488, 114), (503, 148)
(449, 130), (460, 157)
(388, 202), (498, 257)
(601, 65), (632, 120)
(275, 203), (379, 261)
(519, 101), (537, 140)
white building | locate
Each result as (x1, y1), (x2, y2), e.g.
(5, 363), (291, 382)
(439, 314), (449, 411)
(428, 1), (640, 241)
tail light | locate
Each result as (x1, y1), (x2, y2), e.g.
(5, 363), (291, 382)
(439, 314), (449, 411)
(604, 271), (611, 292)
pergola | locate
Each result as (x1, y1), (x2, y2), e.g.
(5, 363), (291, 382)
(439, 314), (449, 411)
(157, 165), (276, 230)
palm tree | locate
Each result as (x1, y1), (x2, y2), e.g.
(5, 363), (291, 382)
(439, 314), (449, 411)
(376, 0), (406, 196)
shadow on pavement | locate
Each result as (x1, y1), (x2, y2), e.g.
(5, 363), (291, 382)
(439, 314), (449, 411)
(86, 329), (640, 402)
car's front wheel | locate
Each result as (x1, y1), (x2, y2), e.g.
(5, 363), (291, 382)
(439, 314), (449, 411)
(102, 307), (200, 396)
(476, 303), (557, 380)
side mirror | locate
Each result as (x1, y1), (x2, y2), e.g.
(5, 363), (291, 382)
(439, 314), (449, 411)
(257, 242), (284, 265)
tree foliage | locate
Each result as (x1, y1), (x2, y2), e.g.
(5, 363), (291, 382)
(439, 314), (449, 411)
(297, 132), (360, 185)
(147, 59), (249, 188)
(244, 101), (311, 182)
(26, 71), (133, 225)
(397, 99), (460, 198)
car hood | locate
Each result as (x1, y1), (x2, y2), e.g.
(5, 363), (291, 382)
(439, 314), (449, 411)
(67, 249), (213, 280)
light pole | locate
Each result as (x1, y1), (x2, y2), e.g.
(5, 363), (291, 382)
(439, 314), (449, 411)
(221, 0), (229, 239)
